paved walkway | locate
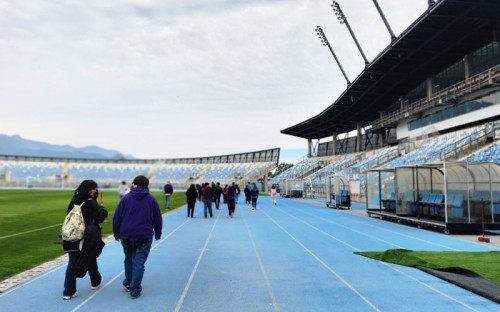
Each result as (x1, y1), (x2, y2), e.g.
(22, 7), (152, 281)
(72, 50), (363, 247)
(1, 197), (500, 311)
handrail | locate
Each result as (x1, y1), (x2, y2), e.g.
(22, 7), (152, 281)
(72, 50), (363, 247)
(366, 64), (500, 131)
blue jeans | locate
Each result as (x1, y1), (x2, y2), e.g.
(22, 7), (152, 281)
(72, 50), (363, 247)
(121, 238), (153, 297)
(203, 199), (213, 218)
(63, 251), (101, 296)
(164, 194), (171, 209)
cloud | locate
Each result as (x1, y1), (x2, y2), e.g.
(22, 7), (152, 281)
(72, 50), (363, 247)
(0, 0), (426, 159)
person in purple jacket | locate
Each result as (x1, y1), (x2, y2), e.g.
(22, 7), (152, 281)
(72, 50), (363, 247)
(113, 175), (162, 299)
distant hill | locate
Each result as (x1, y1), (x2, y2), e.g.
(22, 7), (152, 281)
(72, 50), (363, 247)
(0, 134), (135, 160)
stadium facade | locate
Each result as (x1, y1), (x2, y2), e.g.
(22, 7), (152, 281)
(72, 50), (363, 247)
(276, 0), (500, 232)
(0, 148), (280, 190)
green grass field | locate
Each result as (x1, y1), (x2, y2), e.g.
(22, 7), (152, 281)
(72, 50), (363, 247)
(356, 249), (500, 284)
(0, 189), (185, 282)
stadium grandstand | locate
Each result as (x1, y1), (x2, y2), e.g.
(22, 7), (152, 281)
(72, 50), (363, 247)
(275, 0), (500, 232)
(0, 148), (279, 190)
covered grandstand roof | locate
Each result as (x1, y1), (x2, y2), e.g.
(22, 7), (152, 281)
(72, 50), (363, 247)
(281, 0), (500, 140)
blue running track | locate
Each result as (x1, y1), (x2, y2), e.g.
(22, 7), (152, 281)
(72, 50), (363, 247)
(1, 197), (499, 311)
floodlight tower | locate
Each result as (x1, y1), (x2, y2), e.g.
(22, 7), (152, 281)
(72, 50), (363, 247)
(372, 0), (396, 41)
(315, 25), (351, 86)
(331, 1), (369, 66)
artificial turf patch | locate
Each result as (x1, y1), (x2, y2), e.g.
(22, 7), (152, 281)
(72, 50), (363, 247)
(355, 249), (500, 303)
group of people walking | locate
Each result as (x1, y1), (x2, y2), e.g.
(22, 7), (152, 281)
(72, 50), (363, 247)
(62, 178), (278, 301)
(183, 181), (273, 218)
(62, 175), (162, 301)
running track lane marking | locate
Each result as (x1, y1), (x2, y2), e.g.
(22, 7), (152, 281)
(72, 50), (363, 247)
(271, 207), (480, 311)
(0, 223), (62, 240)
(71, 218), (191, 311)
(173, 208), (222, 312)
(260, 210), (382, 312)
(318, 209), (462, 251)
(241, 209), (280, 312)
(282, 208), (406, 249)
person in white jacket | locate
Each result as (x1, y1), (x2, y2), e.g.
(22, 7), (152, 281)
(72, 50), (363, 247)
(270, 185), (278, 205)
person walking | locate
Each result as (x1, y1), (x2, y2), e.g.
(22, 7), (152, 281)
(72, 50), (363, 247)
(214, 182), (223, 210)
(244, 182), (252, 204)
(185, 184), (198, 218)
(234, 183), (241, 204)
(118, 181), (129, 198)
(113, 175), (163, 299)
(163, 181), (173, 210)
(227, 185), (236, 218)
(62, 180), (108, 300)
(250, 183), (259, 210)
(270, 185), (278, 205)
(201, 183), (214, 218)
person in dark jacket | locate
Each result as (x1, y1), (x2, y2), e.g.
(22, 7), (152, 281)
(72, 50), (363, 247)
(185, 184), (198, 218)
(227, 185), (236, 218)
(213, 182), (223, 210)
(250, 183), (259, 210)
(62, 180), (108, 300)
(113, 175), (162, 299)
(163, 181), (173, 209)
(201, 183), (214, 218)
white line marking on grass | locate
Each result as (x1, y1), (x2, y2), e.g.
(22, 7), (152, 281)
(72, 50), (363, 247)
(261, 209), (382, 312)
(241, 209), (280, 312)
(174, 208), (222, 312)
(0, 223), (62, 240)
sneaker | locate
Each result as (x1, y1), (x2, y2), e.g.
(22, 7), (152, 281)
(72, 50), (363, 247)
(131, 293), (141, 299)
(124, 285), (130, 292)
(62, 291), (78, 300)
(91, 274), (103, 290)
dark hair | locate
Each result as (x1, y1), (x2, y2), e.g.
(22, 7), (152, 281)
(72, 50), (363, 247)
(132, 175), (149, 188)
(75, 180), (98, 197)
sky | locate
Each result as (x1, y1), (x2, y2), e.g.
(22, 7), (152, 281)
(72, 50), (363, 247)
(0, 0), (427, 162)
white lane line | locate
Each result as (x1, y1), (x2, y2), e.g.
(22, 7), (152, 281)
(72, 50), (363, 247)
(283, 208), (405, 250)
(0, 265), (65, 298)
(71, 217), (191, 311)
(241, 209), (280, 312)
(317, 209), (462, 251)
(261, 209), (382, 312)
(268, 206), (481, 311)
(174, 208), (222, 312)
(0, 223), (62, 240)
(388, 264), (480, 312)
(71, 270), (124, 312)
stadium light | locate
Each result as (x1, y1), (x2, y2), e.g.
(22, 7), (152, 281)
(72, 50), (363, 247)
(315, 25), (351, 86)
(331, 1), (369, 66)
(372, 0), (396, 42)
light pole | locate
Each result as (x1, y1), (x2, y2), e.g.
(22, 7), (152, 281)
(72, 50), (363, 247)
(372, 0), (396, 41)
(315, 25), (351, 86)
(331, 1), (369, 66)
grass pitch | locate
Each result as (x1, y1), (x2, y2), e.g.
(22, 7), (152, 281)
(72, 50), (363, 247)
(356, 249), (500, 285)
(0, 188), (184, 282)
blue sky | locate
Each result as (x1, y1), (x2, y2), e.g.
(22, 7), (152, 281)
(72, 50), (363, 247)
(0, 0), (426, 159)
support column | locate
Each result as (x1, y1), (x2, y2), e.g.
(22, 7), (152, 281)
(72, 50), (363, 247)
(332, 132), (338, 156)
(464, 54), (471, 80)
(426, 77), (434, 99)
(357, 123), (362, 153)
(307, 139), (312, 158)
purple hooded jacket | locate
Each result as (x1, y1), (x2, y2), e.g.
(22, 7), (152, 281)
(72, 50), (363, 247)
(113, 187), (162, 240)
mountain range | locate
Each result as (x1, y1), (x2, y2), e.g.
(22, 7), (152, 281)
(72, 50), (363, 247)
(0, 134), (134, 160)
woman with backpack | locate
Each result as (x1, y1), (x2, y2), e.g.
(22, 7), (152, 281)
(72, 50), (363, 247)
(62, 180), (108, 300)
